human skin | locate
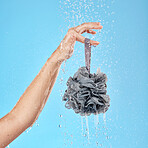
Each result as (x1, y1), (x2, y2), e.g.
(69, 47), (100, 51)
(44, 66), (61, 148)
(0, 22), (103, 147)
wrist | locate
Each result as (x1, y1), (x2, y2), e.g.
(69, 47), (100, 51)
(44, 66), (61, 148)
(50, 46), (65, 65)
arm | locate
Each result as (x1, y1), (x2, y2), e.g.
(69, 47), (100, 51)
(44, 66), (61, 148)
(0, 48), (64, 147)
(0, 22), (103, 147)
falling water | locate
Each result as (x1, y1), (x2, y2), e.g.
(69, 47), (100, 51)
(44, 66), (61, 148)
(59, 0), (117, 80)
(85, 115), (90, 143)
(59, 0), (115, 146)
(94, 114), (99, 128)
(81, 116), (84, 136)
(103, 113), (106, 127)
(96, 113), (99, 125)
(94, 113), (99, 138)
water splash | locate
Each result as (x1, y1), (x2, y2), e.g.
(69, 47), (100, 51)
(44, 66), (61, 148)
(25, 127), (32, 133)
(59, 0), (117, 79)
(58, 0), (115, 146)
(35, 121), (39, 127)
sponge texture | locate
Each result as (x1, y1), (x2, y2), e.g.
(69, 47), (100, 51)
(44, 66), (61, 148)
(62, 67), (110, 116)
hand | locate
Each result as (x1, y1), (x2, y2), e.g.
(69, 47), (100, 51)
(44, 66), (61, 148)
(56, 22), (103, 61)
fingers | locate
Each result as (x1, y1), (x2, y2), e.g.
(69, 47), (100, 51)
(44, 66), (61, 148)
(87, 29), (96, 34)
(75, 22), (103, 34)
(81, 29), (96, 35)
(66, 22), (102, 46)
(76, 32), (99, 46)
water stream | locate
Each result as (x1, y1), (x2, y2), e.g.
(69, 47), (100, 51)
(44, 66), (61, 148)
(85, 115), (90, 144)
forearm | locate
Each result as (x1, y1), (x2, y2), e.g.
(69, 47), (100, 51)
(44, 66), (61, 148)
(11, 48), (63, 126)
(0, 47), (64, 147)
(12, 51), (61, 127)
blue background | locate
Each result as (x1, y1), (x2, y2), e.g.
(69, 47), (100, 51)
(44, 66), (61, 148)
(0, 0), (148, 147)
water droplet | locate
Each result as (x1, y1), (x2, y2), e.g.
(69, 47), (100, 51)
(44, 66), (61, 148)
(25, 127), (32, 133)
(59, 125), (62, 128)
(59, 78), (63, 84)
(59, 114), (63, 118)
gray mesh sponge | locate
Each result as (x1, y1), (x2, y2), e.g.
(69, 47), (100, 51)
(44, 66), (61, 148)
(62, 66), (110, 116)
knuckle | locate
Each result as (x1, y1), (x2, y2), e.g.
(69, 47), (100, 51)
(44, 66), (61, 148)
(82, 23), (86, 26)
(68, 28), (72, 32)
(68, 27), (74, 32)
(68, 29), (76, 36)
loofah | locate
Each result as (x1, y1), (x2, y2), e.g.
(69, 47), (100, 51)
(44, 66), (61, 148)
(62, 66), (110, 116)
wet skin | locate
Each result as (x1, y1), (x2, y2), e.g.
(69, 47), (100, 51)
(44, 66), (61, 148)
(0, 22), (103, 147)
